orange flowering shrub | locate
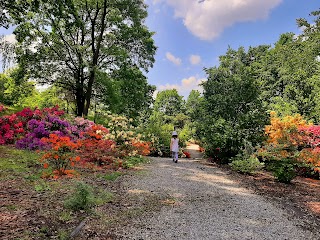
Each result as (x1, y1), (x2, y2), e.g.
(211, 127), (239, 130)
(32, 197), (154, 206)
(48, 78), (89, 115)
(265, 111), (309, 146)
(130, 140), (151, 156)
(76, 124), (122, 168)
(260, 112), (320, 175)
(78, 138), (119, 168)
(40, 134), (80, 178)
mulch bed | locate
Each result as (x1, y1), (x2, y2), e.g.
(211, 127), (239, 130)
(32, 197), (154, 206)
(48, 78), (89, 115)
(204, 161), (320, 235)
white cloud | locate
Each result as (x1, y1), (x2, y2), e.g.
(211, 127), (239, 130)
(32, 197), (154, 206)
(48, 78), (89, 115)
(157, 76), (206, 97)
(166, 52), (182, 65)
(155, 0), (282, 40)
(189, 54), (201, 65)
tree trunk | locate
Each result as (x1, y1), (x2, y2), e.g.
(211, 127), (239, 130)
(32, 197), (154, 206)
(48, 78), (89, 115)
(76, 85), (85, 117)
(83, 70), (94, 117)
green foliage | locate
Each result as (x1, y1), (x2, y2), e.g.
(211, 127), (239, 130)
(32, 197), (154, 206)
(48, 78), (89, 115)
(12, 0), (156, 116)
(123, 156), (148, 169)
(201, 47), (268, 161)
(98, 67), (156, 121)
(104, 171), (122, 181)
(64, 182), (113, 211)
(153, 89), (184, 118)
(0, 68), (35, 106)
(64, 182), (95, 211)
(230, 157), (264, 174)
(270, 160), (297, 183)
(34, 180), (51, 192)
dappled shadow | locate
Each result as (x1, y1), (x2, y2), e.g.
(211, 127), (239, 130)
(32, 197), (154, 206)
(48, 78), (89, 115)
(118, 156), (317, 239)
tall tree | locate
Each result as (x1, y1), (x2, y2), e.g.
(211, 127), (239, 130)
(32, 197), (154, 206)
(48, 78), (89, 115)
(10, 0), (156, 116)
(202, 47), (267, 160)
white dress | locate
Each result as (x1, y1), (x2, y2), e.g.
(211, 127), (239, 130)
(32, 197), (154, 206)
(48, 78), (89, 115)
(171, 138), (179, 152)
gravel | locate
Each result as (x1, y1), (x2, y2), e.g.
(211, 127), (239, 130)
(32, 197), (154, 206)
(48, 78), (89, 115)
(115, 157), (319, 240)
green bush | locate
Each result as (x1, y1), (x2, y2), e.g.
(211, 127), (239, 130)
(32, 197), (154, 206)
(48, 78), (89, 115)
(272, 162), (296, 183)
(64, 182), (113, 211)
(230, 156), (264, 174)
(64, 182), (96, 211)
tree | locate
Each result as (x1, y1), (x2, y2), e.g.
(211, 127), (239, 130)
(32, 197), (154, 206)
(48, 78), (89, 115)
(153, 89), (184, 118)
(0, 67), (35, 106)
(186, 90), (205, 140)
(99, 66), (156, 120)
(10, 0), (156, 116)
(201, 47), (267, 160)
(0, 0), (41, 28)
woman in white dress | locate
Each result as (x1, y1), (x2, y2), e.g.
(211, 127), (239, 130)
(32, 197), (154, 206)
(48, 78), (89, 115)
(170, 131), (179, 163)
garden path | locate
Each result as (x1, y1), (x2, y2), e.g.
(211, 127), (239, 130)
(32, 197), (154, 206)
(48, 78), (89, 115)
(115, 156), (319, 239)
(185, 143), (203, 159)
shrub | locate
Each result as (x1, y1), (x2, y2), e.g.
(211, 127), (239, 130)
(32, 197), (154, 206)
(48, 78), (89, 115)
(271, 160), (297, 183)
(64, 182), (96, 211)
(64, 182), (113, 211)
(104, 171), (122, 181)
(230, 156), (264, 174)
(40, 134), (80, 178)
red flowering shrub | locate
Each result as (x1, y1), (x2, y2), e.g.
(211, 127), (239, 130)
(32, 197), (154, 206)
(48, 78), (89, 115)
(76, 124), (120, 168)
(40, 134), (80, 178)
(0, 106), (65, 146)
(78, 138), (119, 168)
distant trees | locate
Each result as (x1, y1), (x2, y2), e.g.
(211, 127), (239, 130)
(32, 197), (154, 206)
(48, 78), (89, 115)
(0, 68), (35, 106)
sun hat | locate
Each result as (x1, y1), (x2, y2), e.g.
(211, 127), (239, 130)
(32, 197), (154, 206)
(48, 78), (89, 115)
(172, 131), (178, 136)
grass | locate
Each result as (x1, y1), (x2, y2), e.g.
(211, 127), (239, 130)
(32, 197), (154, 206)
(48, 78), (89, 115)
(0, 145), (154, 239)
(104, 171), (122, 181)
(0, 145), (40, 179)
(123, 156), (149, 169)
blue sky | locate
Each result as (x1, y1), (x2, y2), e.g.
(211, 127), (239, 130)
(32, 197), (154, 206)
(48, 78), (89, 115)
(145, 0), (320, 98)
(1, 0), (319, 98)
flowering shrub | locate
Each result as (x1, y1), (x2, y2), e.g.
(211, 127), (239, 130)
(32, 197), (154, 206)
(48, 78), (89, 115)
(40, 134), (80, 178)
(265, 111), (309, 146)
(1, 107), (155, 177)
(78, 138), (118, 168)
(77, 124), (120, 168)
(16, 111), (71, 150)
(130, 140), (151, 156)
(0, 106), (66, 146)
(103, 113), (155, 156)
(259, 112), (320, 179)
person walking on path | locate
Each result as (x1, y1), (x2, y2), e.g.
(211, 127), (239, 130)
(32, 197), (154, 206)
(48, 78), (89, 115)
(170, 131), (179, 163)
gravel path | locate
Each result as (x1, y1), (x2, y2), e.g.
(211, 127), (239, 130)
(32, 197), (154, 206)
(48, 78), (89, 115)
(116, 157), (318, 240)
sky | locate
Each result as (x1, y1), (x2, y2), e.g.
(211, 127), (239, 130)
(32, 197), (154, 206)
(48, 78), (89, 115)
(0, 0), (319, 98)
(144, 0), (320, 98)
